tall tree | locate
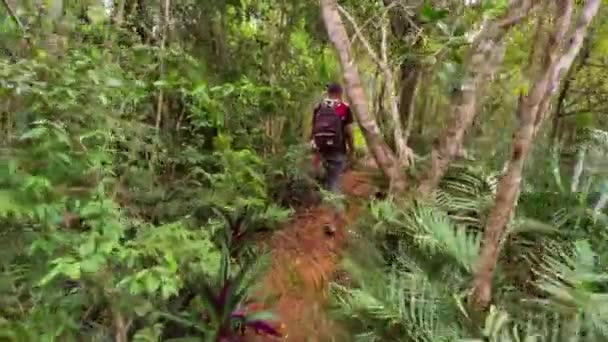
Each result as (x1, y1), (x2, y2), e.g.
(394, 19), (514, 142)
(550, 29), (594, 142)
(338, 4), (414, 167)
(382, 0), (421, 145)
(321, 0), (406, 192)
(417, 0), (536, 196)
(470, 0), (602, 310)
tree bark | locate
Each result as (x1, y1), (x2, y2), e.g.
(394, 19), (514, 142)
(155, 0), (171, 132)
(551, 74), (573, 142)
(417, 0), (536, 196)
(2, 0), (27, 37)
(382, 0), (421, 146)
(113, 0), (127, 25)
(48, 0), (63, 20)
(470, 0), (601, 310)
(571, 146), (586, 192)
(337, 5), (414, 168)
(400, 63), (421, 144)
(593, 192), (608, 214)
(321, 0), (406, 192)
(550, 31), (594, 141)
(380, 15), (414, 167)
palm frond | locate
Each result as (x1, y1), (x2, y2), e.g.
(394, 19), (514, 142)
(369, 199), (482, 274)
(332, 264), (461, 342)
(530, 240), (608, 338)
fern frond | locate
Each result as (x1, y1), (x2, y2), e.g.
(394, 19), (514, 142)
(332, 267), (461, 342)
(530, 240), (608, 338)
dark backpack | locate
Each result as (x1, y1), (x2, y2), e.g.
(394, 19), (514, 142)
(313, 100), (344, 154)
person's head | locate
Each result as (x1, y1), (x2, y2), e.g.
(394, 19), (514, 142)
(326, 83), (343, 100)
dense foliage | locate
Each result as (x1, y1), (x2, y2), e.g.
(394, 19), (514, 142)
(1, 0), (607, 341)
(0, 0), (329, 340)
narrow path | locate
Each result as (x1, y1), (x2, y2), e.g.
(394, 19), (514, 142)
(252, 170), (376, 342)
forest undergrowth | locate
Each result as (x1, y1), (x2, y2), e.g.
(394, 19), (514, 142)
(2, 1), (608, 342)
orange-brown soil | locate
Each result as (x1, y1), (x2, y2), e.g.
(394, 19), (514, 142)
(250, 171), (375, 342)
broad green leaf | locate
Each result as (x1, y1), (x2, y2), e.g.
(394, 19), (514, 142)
(87, 5), (107, 25)
(144, 274), (161, 294)
(134, 301), (154, 317)
(20, 126), (48, 140)
(78, 234), (97, 256)
(62, 262), (81, 280)
(80, 254), (105, 273)
(106, 78), (123, 88)
(244, 311), (276, 323)
(420, 3), (449, 22)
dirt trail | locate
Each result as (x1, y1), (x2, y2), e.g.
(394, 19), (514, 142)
(253, 170), (375, 342)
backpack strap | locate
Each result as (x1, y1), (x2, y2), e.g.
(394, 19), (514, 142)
(321, 98), (339, 108)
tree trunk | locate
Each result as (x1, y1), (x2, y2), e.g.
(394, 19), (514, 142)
(417, 1), (536, 196)
(2, 0), (27, 38)
(380, 16), (413, 167)
(337, 5), (413, 168)
(470, 0), (601, 310)
(321, 0), (406, 192)
(399, 63), (421, 144)
(155, 0), (170, 132)
(383, 0), (421, 153)
(48, 0), (63, 20)
(571, 146), (586, 193)
(550, 30), (594, 141)
(113, 311), (132, 342)
(373, 68), (386, 126)
(385, 66), (413, 166)
(551, 74), (572, 142)
(593, 192), (608, 214)
(114, 0), (127, 24)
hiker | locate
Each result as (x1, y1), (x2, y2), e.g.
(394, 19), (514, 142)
(310, 83), (355, 233)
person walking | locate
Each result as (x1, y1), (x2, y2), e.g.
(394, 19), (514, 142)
(310, 83), (354, 234)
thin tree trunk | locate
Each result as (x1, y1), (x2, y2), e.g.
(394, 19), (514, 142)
(417, 0), (536, 196)
(338, 5), (414, 168)
(551, 75), (572, 142)
(382, 0), (421, 144)
(374, 68), (387, 131)
(321, 0), (406, 192)
(593, 192), (608, 214)
(386, 65), (412, 166)
(2, 0), (27, 38)
(470, 0), (601, 310)
(400, 63), (421, 144)
(155, 0), (170, 132)
(380, 15), (413, 167)
(114, 0), (127, 25)
(48, 0), (62, 20)
(571, 146), (586, 192)
(113, 311), (132, 342)
(550, 31), (593, 141)
(419, 83), (433, 137)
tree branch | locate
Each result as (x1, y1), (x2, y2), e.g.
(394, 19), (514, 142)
(155, 0), (171, 132)
(338, 5), (384, 69)
(321, 0), (406, 191)
(348, 0), (400, 47)
(417, 0), (535, 196)
(470, 0), (601, 311)
(561, 107), (608, 117)
(548, 0), (602, 95)
(337, 3), (414, 167)
(585, 62), (608, 68)
(498, 0), (535, 29)
(1, 0), (28, 39)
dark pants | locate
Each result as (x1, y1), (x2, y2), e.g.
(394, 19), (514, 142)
(319, 153), (347, 230)
(321, 153), (347, 194)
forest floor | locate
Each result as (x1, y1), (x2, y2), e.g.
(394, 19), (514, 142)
(251, 169), (377, 342)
